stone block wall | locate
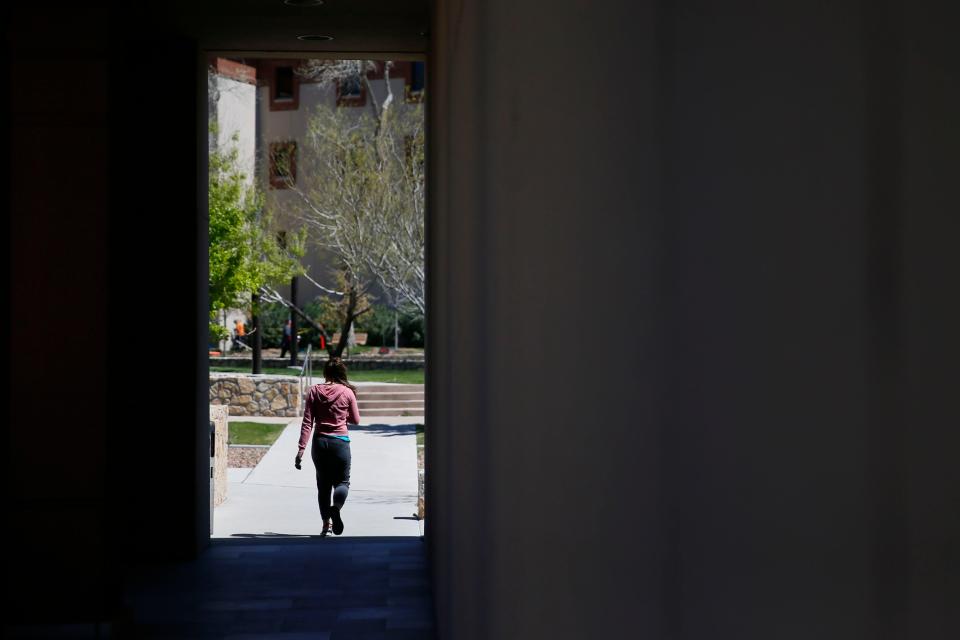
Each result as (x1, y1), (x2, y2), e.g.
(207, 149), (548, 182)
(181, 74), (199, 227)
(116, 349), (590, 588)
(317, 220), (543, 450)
(418, 468), (425, 520)
(210, 356), (424, 370)
(209, 373), (301, 417)
(209, 404), (228, 507)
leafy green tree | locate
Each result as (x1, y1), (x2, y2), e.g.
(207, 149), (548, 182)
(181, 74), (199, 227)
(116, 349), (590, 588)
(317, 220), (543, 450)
(208, 131), (305, 345)
(257, 301), (292, 348)
(358, 304), (396, 348)
(397, 306), (425, 348)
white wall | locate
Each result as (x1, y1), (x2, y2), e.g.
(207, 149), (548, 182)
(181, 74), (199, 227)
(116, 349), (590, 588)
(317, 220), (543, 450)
(212, 74), (256, 188)
(210, 73), (257, 351)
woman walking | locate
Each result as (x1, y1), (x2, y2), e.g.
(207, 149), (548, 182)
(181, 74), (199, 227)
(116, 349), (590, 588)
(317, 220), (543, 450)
(295, 357), (360, 536)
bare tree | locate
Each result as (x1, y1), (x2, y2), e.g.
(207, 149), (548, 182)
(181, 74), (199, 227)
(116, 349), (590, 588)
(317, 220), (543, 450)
(277, 60), (426, 315)
(258, 266), (372, 358)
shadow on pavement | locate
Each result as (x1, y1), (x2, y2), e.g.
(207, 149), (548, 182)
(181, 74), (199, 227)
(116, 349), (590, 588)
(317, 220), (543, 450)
(351, 422), (420, 436)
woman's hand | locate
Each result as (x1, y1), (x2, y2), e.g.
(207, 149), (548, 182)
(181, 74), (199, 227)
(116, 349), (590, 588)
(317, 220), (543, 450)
(294, 453), (303, 470)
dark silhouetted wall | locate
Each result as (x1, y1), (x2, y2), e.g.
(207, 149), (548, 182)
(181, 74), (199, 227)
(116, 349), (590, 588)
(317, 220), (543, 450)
(5, 6), (208, 626)
(4, 0), (958, 637)
(427, 1), (959, 638)
(7, 9), (116, 624)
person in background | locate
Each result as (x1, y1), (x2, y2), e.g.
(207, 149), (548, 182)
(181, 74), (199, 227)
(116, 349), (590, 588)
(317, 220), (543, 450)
(232, 318), (246, 351)
(280, 319), (293, 358)
(294, 357), (360, 536)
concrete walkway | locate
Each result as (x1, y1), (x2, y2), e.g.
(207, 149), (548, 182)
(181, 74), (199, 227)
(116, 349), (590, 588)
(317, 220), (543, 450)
(214, 416), (422, 539)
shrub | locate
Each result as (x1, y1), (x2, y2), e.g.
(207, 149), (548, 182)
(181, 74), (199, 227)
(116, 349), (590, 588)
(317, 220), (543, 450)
(357, 304), (424, 348)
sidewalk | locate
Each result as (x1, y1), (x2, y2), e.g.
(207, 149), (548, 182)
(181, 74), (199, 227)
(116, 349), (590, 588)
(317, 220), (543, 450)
(214, 416), (423, 538)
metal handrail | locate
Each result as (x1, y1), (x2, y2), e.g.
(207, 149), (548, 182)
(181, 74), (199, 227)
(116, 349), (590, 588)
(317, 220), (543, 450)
(298, 343), (313, 411)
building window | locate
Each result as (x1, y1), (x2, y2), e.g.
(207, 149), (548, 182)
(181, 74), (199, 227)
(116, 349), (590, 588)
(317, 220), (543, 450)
(405, 62), (425, 103)
(337, 75), (366, 107)
(269, 141), (297, 189)
(269, 64), (299, 111)
(275, 67), (294, 100)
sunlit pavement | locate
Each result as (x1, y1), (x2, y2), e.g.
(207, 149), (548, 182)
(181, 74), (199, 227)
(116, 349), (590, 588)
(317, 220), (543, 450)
(214, 417), (423, 539)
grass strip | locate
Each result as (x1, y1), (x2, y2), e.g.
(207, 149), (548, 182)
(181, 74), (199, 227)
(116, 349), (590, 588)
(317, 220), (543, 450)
(228, 421), (287, 446)
(210, 366), (424, 384)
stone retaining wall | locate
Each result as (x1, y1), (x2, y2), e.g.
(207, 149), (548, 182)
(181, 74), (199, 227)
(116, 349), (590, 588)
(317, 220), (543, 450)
(209, 373), (301, 417)
(209, 405), (228, 507)
(210, 357), (424, 370)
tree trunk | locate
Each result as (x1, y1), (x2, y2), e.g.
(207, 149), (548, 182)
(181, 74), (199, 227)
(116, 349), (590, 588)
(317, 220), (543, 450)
(329, 286), (357, 358)
(251, 292), (262, 374)
(327, 284), (373, 359)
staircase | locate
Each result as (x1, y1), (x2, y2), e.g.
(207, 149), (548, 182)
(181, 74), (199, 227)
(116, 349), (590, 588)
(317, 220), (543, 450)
(356, 384), (425, 417)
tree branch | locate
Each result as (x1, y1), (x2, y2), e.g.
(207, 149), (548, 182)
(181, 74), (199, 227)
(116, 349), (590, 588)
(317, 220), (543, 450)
(300, 270), (345, 296)
(259, 285), (332, 341)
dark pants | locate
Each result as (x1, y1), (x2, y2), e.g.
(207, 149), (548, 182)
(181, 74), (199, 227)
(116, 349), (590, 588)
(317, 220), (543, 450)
(311, 435), (351, 522)
(280, 335), (290, 358)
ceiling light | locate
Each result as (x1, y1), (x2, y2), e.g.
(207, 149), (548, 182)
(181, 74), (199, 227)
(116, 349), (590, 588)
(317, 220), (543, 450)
(296, 34), (335, 41)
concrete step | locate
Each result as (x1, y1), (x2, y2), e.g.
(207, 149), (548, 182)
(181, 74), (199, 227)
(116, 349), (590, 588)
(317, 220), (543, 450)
(356, 392), (425, 402)
(353, 385), (424, 418)
(359, 399), (425, 408)
(356, 384), (424, 393)
(362, 407), (425, 417)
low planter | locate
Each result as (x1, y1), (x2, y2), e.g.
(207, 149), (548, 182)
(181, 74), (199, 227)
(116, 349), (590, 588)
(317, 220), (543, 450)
(418, 468), (425, 520)
(209, 405), (229, 506)
(417, 443), (425, 520)
(228, 444), (270, 468)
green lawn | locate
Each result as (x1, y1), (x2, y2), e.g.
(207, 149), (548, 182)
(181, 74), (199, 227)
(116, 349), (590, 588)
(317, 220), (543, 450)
(228, 421), (287, 446)
(210, 366), (424, 384)
(347, 369), (424, 384)
(211, 366), (304, 376)
(416, 423), (424, 447)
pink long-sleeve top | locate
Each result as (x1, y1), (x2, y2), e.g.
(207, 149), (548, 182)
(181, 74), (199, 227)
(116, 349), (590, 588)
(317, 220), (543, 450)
(298, 383), (360, 454)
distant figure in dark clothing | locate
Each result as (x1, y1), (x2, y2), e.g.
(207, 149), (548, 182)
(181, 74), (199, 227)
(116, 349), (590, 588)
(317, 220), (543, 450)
(280, 319), (293, 358)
